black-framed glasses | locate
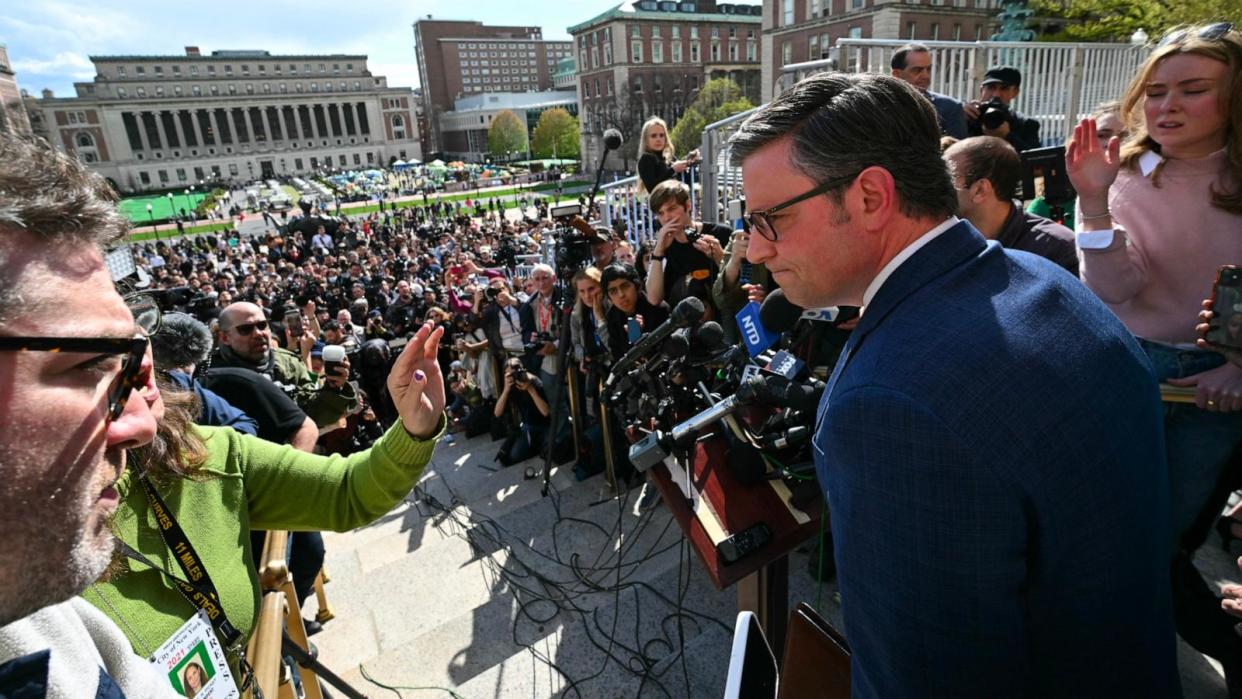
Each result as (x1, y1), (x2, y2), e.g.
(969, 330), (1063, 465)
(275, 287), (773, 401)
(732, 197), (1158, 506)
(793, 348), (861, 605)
(0, 334), (150, 421)
(1158, 22), (1234, 48)
(231, 320), (269, 336)
(743, 173), (860, 242)
(123, 292), (163, 336)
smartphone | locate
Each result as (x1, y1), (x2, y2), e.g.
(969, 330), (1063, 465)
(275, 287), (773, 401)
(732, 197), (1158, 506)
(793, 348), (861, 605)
(322, 344), (346, 378)
(627, 318), (642, 344)
(1207, 265), (1242, 350)
(285, 311), (304, 337)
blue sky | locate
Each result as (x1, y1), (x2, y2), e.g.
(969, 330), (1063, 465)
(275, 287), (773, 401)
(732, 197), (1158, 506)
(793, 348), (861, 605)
(2, 1), (622, 97)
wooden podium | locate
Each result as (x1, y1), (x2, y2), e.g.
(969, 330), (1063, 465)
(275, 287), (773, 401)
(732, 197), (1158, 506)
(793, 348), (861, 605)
(646, 432), (824, 660)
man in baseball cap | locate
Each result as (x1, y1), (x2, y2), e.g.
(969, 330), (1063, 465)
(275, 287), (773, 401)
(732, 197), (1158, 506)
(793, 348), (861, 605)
(964, 66), (1042, 151)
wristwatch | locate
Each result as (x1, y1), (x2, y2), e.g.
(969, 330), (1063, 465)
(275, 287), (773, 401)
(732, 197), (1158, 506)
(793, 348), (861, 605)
(651, 254), (665, 262)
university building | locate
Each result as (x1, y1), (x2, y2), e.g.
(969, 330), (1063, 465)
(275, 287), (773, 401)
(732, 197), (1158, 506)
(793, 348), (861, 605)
(413, 19), (573, 156)
(33, 47), (420, 193)
(761, 0), (1000, 99)
(568, 1), (764, 171)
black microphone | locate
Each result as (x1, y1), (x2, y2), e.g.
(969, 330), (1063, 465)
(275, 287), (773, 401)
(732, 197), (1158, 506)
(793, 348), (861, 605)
(602, 128), (623, 151)
(759, 289), (804, 334)
(606, 297), (704, 387)
(695, 321), (726, 353)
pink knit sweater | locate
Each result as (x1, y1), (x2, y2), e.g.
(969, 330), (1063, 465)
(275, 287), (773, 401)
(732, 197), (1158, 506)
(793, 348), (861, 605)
(1080, 149), (1242, 345)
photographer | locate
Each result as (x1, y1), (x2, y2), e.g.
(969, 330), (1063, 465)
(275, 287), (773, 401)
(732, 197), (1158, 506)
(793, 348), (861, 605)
(493, 357), (551, 467)
(964, 67), (1042, 152)
(645, 180), (729, 315)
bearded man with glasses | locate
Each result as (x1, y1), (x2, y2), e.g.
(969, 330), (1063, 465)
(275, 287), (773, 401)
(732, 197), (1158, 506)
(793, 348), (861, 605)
(731, 73), (1178, 696)
(0, 136), (178, 696)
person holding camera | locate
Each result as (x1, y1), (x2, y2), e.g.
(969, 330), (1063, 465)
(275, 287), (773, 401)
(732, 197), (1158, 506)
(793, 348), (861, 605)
(493, 357), (551, 466)
(637, 116), (700, 196)
(645, 180), (730, 314)
(964, 67), (1042, 152)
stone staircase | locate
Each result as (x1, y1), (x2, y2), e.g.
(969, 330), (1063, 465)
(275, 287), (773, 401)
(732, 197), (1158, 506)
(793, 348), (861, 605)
(300, 429), (842, 698)
(300, 429), (1235, 698)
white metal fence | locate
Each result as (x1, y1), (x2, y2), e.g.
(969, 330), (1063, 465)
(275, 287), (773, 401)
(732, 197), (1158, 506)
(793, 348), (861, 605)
(785, 39), (1148, 147)
(597, 167), (701, 246)
(603, 39), (1148, 233)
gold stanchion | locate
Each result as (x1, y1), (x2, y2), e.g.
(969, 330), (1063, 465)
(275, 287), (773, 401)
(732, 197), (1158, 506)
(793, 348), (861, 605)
(566, 359), (584, 458)
(597, 376), (618, 493)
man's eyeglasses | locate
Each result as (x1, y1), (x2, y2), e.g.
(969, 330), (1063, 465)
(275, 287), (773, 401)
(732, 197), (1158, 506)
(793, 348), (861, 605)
(1158, 22), (1233, 48)
(0, 334), (149, 421)
(744, 173), (859, 242)
(230, 320), (269, 336)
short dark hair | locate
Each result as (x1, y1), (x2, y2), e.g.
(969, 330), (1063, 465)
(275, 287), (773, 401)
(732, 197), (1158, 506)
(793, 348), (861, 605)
(322, 319), (341, 332)
(648, 179), (691, 214)
(729, 72), (957, 221)
(944, 136), (1022, 201)
(600, 263), (640, 290)
(891, 43), (930, 71)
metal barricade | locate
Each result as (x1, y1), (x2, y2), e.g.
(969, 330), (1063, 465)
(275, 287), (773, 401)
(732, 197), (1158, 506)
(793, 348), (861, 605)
(598, 164), (702, 245)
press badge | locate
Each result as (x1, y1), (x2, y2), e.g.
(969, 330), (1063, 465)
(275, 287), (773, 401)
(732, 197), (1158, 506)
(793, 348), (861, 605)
(148, 610), (239, 698)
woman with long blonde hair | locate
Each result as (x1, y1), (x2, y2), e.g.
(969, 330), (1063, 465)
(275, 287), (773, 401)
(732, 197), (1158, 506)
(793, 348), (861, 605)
(637, 116), (700, 195)
(1067, 21), (1242, 689)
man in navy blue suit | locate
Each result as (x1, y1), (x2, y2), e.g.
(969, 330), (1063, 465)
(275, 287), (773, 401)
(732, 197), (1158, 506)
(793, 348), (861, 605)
(730, 73), (1179, 696)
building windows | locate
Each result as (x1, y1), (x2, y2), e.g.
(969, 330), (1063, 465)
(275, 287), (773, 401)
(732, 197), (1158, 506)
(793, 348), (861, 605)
(207, 65), (216, 75)
(136, 66), (145, 75)
(176, 168), (187, 182)
(190, 65), (198, 76)
(809, 35), (819, 61)
(748, 40), (757, 61)
(155, 86), (165, 97)
(851, 0), (863, 7)
(849, 25), (863, 38)
(652, 40), (663, 63)
(140, 171), (150, 185)
(136, 87), (147, 97)
(174, 85), (183, 96)
(224, 65), (233, 74)
(954, 23), (962, 39)
(319, 63), (326, 73)
(782, 41), (792, 66)
(311, 83), (319, 92)
(809, 0), (822, 16)
(691, 42), (701, 63)
(117, 66), (127, 77)
(782, 0), (794, 25)
(604, 43), (613, 64)
(158, 169), (169, 183)
(228, 85), (237, 95)
(711, 40), (720, 61)
(729, 42), (738, 61)
(931, 23), (940, 39)
(210, 85), (219, 96)
(672, 26), (681, 39)
(631, 25), (640, 37)
(631, 40), (643, 63)
(295, 83), (303, 93)
(690, 26), (699, 39)
(672, 41), (683, 62)
(117, 87), (128, 98)
(245, 84), (255, 95)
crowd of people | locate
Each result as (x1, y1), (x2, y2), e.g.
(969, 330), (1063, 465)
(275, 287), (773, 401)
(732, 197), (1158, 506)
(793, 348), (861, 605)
(0, 20), (1239, 699)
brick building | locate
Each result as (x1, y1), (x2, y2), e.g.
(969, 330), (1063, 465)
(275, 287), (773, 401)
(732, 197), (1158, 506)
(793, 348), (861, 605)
(569, 1), (763, 171)
(761, 0), (1000, 99)
(413, 19), (573, 156)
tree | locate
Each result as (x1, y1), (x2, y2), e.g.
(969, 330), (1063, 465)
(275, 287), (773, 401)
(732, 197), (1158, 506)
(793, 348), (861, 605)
(487, 110), (528, 160)
(669, 78), (755, 159)
(530, 107), (580, 160)
(1031, 0), (1240, 42)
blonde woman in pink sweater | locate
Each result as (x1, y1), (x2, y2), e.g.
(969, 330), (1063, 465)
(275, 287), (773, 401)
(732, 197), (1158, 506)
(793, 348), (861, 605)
(1068, 21), (1242, 689)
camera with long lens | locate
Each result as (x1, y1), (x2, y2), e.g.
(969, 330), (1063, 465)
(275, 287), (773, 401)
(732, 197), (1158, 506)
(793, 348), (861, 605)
(147, 286), (214, 315)
(510, 365), (530, 385)
(525, 330), (556, 354)
(485, 285), (502, 300)
(979, 98), (1011, 131)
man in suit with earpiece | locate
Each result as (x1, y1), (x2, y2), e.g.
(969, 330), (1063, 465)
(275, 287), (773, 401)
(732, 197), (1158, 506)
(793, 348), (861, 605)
(730, 72), (1179, 697)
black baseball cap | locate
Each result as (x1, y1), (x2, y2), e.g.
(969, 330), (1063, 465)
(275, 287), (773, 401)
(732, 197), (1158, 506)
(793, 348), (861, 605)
(982, 67), (1021, 87)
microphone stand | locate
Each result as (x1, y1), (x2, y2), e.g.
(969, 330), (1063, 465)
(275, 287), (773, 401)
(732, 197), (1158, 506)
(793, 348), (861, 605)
(586, 137), (619, 216)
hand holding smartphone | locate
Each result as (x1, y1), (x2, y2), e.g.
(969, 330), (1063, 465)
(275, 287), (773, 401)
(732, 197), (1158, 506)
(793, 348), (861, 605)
(1207, 266), (1242, 351)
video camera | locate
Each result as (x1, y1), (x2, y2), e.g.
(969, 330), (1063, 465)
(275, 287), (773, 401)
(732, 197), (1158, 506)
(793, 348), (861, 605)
(548, 203), (596, 272)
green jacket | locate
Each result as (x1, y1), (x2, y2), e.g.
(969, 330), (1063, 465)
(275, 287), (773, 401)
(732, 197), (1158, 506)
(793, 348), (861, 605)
(83, 417), (442, 679)
(269, 347), (359, 428)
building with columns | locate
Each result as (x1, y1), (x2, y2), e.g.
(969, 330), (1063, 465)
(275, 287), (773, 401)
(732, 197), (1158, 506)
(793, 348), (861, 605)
(568, 1), (763, 172)
(33, 47), (419, 193)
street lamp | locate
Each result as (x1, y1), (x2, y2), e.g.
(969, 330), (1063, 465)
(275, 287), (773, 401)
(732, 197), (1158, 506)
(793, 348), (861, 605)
(146, 203), (157, 242)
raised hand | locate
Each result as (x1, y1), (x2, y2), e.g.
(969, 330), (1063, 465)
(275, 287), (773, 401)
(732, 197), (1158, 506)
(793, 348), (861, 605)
(1066, 117), (1122, 206)
(387, 322), (446, 439)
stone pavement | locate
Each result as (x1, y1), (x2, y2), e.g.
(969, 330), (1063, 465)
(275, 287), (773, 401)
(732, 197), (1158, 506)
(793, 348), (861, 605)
(299, 428), (1235, 698)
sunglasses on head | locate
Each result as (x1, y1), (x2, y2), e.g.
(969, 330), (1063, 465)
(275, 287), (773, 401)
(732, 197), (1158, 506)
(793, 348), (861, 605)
(231, 320), (269, 336)
(1158, 22), (1234, 47)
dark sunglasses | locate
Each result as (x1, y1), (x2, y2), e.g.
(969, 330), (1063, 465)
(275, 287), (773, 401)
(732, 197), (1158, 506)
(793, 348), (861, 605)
(743, 173), (859, 243)
(0, 334), (150, 421)
(231, 320), (269, 336)
(1158, 22), (1234, 47)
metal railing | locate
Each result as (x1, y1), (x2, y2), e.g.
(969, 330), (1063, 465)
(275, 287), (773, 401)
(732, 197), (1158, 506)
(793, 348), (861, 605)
(597, 166), (700, 245)
(782, 39), (1149, 147)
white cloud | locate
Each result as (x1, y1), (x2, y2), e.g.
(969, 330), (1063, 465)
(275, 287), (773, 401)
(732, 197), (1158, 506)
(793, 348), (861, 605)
(11, 52), (95, 79)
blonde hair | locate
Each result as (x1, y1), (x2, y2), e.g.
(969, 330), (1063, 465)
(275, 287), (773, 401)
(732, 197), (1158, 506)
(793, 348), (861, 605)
(1119, 24), (1242, 213)
(638, 117), (676, 196)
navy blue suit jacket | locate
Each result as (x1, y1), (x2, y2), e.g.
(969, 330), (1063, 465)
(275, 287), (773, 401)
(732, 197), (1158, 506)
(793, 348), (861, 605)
(813, 221), (1179, 697)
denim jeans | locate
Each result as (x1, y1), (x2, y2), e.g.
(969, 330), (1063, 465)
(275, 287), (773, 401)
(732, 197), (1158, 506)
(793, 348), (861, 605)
(1139, 339), (1242, 551)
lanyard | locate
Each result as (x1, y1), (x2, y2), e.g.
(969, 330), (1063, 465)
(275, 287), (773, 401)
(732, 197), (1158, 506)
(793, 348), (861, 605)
(123, 474), (244, 651)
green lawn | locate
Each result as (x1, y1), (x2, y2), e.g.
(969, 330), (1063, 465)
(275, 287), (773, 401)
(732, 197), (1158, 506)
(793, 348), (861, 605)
(119, 192), (208, 223)
(127, 221), (232, 242)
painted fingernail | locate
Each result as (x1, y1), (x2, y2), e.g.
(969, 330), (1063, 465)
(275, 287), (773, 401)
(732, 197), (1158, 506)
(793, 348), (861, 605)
(414, 370), (426, 382)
